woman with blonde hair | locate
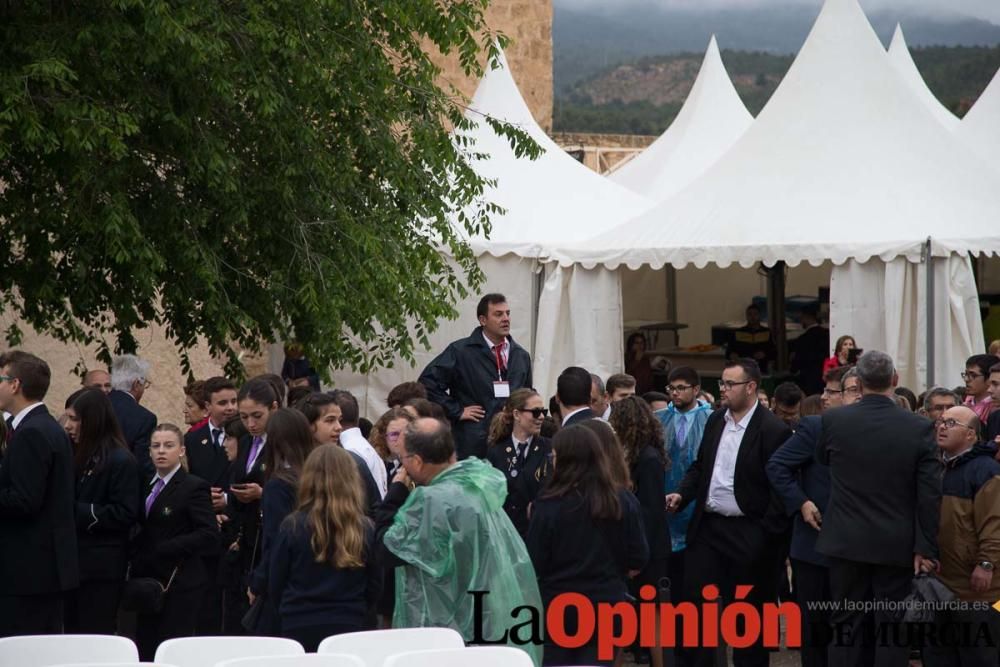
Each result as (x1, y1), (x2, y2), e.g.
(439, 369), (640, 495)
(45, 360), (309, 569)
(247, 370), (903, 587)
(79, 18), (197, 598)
(268, 444), (380, 650)
(485, 388), (552, 534)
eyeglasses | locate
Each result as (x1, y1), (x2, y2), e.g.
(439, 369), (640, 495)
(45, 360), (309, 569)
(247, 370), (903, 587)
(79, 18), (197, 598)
(517, 407), (548, 419)
(822, 387), (844, 396)
(843, 384), (861, 394)
(720, 380), (751, 391)
(667, 384), (694, 393)
(0, 375), (15, 383)
(961, 371), (983, 381)
(934, 418), (976, 431)
(386, 431), (403, 441)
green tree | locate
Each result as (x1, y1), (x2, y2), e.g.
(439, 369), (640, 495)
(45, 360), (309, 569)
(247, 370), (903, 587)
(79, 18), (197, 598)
(0, 0), (538, 377)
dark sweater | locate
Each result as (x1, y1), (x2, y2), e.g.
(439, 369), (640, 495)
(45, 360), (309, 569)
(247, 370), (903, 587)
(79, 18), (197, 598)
(526, 488), (648, 604)
(268, 512), (381, 630)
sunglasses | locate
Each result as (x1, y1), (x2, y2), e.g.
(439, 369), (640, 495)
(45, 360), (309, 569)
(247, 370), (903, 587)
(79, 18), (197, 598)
(518, 407), (548, 419)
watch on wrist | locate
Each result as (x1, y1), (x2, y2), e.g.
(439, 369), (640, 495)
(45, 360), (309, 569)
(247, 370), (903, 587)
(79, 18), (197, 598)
(978, 561), (994, 571)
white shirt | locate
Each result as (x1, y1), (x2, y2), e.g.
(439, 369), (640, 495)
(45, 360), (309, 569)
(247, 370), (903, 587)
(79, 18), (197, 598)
(340, 427), (388, 499)
(151, 463), (182, 488)
(705, 401), (759, 517)
(601, 404), (612, 420)
(561, 407), (590, 426)
(482, 333), (510, 378)
(511, 434), (534, 461)
(10, 402), (44, 430)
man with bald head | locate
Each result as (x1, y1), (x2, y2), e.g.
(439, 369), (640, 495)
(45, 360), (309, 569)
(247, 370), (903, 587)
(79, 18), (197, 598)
(374, 418), (541, 663)
(924, 405), (1000, 666)
(82, 369), (111, 394)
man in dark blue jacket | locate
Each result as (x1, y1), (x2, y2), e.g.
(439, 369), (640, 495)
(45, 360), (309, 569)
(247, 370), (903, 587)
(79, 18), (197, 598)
(419, 293), (532, 460)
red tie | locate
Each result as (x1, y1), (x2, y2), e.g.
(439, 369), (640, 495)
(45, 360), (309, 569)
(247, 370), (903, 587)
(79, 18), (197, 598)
(495, 341), (507, 377)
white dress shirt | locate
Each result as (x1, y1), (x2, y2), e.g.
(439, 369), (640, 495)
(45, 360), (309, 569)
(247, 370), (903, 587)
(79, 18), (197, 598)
(152, 463), (182, 488)
(705, 401), (759, 517)
(10, 402), (44, 430)
(483, 333), (510, 379)
(340, 427), (388, 499)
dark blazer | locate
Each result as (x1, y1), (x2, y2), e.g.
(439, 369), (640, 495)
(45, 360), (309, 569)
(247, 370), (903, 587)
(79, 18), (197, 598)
(184, 422), (232, 490)
(562, 408), (597, 427)
(109, 390), (157, 480)
(986, 410), (1000, 445)
(816, 394), (941, 567)
(486, 435), (553, 535)
(75, 447), (140, 581)
(131, 467), (218, 591)
(766, 416), (830, 567)
(631, 444), (670, 560)
(790, 325), (830, 395)
(677, 403), (793, 544)
(0, 405), (79, 595)
(419, 327), (533, 460)
(229, 434), (267, 568)
(250, 477), (297, 595)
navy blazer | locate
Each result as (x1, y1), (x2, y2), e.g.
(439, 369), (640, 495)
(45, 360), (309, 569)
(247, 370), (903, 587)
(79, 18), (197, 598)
(184, 422), (232, 490)
(75, 447), (140, 581)
(108, 390), (157, 480)
(0, 405), (80, 595)
(766, 416), (830, 567)
(562, 408), (598, 427)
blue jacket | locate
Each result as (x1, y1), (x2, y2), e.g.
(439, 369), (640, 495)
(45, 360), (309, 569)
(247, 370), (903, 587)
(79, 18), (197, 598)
(657, 400), (712, 552)
(766, 416), (831, 567)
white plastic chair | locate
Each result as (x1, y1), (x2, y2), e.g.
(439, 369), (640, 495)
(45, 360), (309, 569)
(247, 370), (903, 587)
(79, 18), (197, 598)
(0, 635), (139, 667)
(51, 664), (175, 667)
(154, 637), (304, 667)
(383, 647), (533, 667)
(216, 655), (364, 667)
(316, 628), (464, 667)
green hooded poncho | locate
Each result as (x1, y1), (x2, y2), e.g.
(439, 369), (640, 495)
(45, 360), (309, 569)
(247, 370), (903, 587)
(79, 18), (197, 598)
(384, 458), (543, 666)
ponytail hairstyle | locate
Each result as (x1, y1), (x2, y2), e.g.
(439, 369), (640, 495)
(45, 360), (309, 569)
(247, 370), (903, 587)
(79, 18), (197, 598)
(487, 388), (541, 446)
(152, 423), (187, 469)
(238, 378), (280, 409)
(296, 444), (369, 568)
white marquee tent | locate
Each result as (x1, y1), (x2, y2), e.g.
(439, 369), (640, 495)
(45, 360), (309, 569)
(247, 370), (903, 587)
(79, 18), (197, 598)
(551, 0), (999, 389)
(958, 65), (1000, 165)
(608, 36), (753, 201)
(887, 25), (961, 132)
(330, 50), (651, 415)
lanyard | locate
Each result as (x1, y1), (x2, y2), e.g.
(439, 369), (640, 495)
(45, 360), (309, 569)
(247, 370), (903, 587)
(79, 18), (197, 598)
(494, 341), (506, 381)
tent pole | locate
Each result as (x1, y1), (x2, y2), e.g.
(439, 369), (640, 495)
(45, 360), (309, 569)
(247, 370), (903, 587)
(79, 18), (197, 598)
(766, 261), (789, 373)
(665, 266), (678, 345)
(925, 238), (935, 389)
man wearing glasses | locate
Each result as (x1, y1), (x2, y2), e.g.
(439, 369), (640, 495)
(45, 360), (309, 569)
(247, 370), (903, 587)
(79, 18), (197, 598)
(665, 358), (791, 667)
(961, 354), (1000, 424)
(816, 350), (941, 667)
(108, 354), (158, 479)
(923, 406), (1000, 666)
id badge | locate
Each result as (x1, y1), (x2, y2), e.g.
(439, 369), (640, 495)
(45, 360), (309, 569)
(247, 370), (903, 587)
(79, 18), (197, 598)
(493, 381), (511, 398)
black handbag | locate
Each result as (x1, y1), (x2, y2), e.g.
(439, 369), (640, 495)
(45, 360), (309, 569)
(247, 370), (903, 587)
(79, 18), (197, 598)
(121, 565), (179, 614)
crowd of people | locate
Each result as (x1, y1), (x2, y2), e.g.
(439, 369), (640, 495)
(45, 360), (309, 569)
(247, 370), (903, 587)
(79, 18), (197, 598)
(1, 292), (1000, 667)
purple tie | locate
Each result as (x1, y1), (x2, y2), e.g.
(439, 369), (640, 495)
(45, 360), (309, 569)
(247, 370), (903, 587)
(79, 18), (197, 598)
(246, 436), (263, 474)
(145, 478), (165, 516)
(676, 416), (688, 446)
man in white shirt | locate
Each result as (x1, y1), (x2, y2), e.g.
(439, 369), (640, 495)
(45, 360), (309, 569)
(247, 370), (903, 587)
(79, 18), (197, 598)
(666, 359), (792, 667)
(331, 390), (388, 499)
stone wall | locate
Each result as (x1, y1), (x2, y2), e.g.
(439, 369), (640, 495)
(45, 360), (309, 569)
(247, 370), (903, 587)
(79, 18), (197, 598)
(552, 131), (657, 173)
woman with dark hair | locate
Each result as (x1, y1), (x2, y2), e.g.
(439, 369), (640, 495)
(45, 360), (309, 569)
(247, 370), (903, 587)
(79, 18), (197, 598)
(64, 388), (140, 634)
(485, 388), (552, 534)
(609, 396), (670, 667)
(246, 408), (316, 633)
(823, 334), (856, 374)
(526, 424), (649, 667)
(269, 445), (380, 650)
(625, 331), (654, 395)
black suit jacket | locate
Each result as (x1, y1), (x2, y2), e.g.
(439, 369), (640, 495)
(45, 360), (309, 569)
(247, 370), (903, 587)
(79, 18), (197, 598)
(184, 422), (232, 490)
(131, 467), (217, 591)
(0, 405), (80, 595)
(677, 403), (792, 545)
(486, 435), (553, 535)
(562, 408), (597, 427)
(75, 447), (140, 581)
(419, 327), (533, 460)
(790, 325), (830, 395)
(229, 434), (268, 567)
(816, 394), (941, 567)
(109, 390), (157, 480)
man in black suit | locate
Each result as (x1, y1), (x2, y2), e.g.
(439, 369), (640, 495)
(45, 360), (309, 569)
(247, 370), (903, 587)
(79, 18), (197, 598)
(816, 350), (941, 667)
(666, 358), (792, 667)
(419, 293), (533, 460)
(790, 305), (830, 396)
(557, 366), (597, 426)
(108, 354), (158, 479)
(0, 350), (79, 636)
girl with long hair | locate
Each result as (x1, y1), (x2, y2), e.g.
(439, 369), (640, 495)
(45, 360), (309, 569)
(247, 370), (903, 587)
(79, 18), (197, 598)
(64, 388), (139, 634)
(247, 408), (316, 632)
(485, 388), (552, 534)
(268, 445), (380, 650)
(609, 396), (671, 667)
(823, 334), (857, 375)
(526, 424), (648, 667)
(579, 418), (631, 490)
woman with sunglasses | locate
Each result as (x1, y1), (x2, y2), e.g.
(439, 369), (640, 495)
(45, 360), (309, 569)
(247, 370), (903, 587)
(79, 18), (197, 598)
(486, 388), (552, 535)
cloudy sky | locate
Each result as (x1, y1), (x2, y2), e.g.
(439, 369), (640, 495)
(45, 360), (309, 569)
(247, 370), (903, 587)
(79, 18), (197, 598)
(557, 0), (1000, 24)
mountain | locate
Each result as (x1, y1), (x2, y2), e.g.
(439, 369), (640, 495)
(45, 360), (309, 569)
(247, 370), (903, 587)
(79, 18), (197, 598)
(553, 1), (1000, 91)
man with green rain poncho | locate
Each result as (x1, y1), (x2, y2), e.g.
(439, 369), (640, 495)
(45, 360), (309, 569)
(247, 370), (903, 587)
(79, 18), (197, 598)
(376, 417), (543, 666)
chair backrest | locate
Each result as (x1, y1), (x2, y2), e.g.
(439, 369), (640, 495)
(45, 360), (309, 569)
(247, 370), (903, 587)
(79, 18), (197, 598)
(154, 637), (304, 667)
(316, 628), (464, 667)
(0, 635), (139, 667)
(50, 663), (176, 667)
(216, 655), (364, 667)
(382, 647), (533, 667)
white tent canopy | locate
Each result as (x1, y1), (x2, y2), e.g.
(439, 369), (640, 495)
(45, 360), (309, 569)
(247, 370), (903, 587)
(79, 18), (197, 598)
(887, 25), (960, 132)
(608, 36), (753, 201)
(958, 65), (1000, 165)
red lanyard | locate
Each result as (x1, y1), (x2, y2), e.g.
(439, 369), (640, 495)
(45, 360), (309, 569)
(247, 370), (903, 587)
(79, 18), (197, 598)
(494, 341), (507, 380)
